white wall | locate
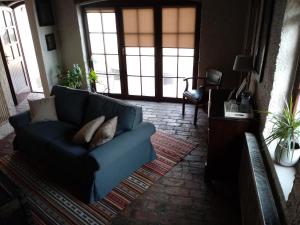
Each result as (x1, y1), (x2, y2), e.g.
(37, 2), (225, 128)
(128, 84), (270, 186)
(25, 0), (62, 96)
(263, 0), (300, 138)
(53, 0), (88, 88)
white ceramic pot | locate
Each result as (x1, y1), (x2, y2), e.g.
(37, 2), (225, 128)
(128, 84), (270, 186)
(275, 142), (300, 167)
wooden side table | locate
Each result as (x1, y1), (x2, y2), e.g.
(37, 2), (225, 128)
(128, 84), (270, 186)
(205, 89), (257, 182)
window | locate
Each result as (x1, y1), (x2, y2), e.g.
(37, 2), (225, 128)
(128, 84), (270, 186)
(123, 8), (155, 96)
(84, 3), (199, 99)
(162, 7), (196, 98)
(86, 9), (121, 94)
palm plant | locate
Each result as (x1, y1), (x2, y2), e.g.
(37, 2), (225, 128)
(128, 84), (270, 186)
(265, 97), (300, 163)
(88, 68), (98, 92)
(57, 64), (83, 89)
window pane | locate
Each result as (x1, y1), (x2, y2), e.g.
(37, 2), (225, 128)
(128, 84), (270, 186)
(124, 34), (139, 47)
(138, 9), (153, 33)
(108, 75), (121, 93)
(3, 31), (9, 45)
(4, 11), (13, 26)
(163, 57), (177, 77)
(178, 7), (196, 33)
(163, 48), (177, 56)
(178, 57), (194, 77)
(126, 56), (140, 75)
(178, 34), (194, 49)
(163, 78), (177, 98)
(162, 8), (177, 33)
(4, 46), (13, 60)
(126, 47), (139, 55)
(179, 48), (194, 56)
(123, 9), (138, 33)
(104, 34), (118, 54)
(87, 13), (102, 32)
(102, 13), (116, 32)
(12, 44), (20, 58)
(140, 47), (154, 55)
(96, 75), (108, 92)
(163, 34), (177, 48)
(139, 34), (154, 47)
(141, 56), (154, 76)
(142, 77), (155, 96)
(8, 28), (16, 42)
(89, 33), (104, 53)
(128, 76), (141, 95)
(92, 55), (106, 73)
(106, 55), (119, 74)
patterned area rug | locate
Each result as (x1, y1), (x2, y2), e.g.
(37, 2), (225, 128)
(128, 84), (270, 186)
(0, 132), (195, 225)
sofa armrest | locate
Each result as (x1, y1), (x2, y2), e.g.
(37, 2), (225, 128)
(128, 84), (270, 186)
(87, 122), (155, 171)
(9, 111), (31, 130)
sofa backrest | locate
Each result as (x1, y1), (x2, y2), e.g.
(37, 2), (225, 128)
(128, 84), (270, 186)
(51, 85), (89, 126)
(84, 93), (143, 135)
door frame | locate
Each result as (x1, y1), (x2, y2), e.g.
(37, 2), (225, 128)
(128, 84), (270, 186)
(0, 5), (32, 105)
(81, 0), (201, 103)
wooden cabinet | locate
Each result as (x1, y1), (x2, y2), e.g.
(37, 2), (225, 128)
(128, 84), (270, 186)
(205, 89), (257, 181)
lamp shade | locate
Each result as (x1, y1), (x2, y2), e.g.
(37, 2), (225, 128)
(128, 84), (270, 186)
(233, 55), (253, 72)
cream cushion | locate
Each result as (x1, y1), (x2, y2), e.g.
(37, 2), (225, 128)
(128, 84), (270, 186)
(28, 96), (58, 123)
(73, 116), (105, 144)
(89, 116), (118, 149)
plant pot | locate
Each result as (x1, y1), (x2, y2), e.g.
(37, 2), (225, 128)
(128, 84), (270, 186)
(275, 142), (300, 167)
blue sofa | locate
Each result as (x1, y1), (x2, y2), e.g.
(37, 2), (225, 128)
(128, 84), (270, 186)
(9, 85), (157, 203)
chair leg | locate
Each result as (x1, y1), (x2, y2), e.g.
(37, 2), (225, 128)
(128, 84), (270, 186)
(194, 103), (199, 125)
(182, 95), (186, 116)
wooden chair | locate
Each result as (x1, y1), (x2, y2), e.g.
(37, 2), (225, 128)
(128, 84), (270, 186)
(182, 69), (223, 125)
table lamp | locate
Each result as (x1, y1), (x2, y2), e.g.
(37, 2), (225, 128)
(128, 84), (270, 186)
(233, 55), (253, 72)
(233, 55), (253, 90)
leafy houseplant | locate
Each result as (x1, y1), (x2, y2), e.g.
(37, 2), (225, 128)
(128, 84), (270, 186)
(57, 64), (83, 89)
(88, 68), (98, 93)
(265, 98), (300, 166)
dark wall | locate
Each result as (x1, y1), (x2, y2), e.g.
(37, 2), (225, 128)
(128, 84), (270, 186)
(249, 0), (287, 131)
(198, 0), (251, 89)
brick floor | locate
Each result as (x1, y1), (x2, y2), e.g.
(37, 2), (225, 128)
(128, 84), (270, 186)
(111, 101), (241, 225)
(0, 94), (241, 225)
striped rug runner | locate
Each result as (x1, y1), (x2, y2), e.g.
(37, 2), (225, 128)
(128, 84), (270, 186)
(0, 132), (195, 225)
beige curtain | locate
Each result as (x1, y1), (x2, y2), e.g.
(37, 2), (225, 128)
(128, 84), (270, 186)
(162, 7), (196, 48)
(123, 8), (154, 47)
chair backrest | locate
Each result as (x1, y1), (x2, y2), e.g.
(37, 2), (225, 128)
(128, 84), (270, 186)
(205, 69), (223, 86)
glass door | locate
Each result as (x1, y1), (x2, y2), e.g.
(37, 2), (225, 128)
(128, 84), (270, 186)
(122, 8), (155, 97)
(86, 9), (121, 94)
(162, 7), (196, 98)
(84, 5), (198, 100)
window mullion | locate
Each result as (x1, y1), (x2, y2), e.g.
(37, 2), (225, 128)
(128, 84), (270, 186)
(154, 6), (162, 99)
(115, 6), (128, 96)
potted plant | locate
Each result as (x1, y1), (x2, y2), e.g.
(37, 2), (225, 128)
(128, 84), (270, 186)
(57, 64), (83, 89)
(265, 98), (300, 166)
(88, 68), (98, 93)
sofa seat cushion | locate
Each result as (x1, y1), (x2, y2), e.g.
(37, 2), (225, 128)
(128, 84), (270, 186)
(19, 121), (78, 142)
(50, 138), (87, 159)
(84, 94), (143, 135)
(17, 121), (78, 161)
(48, 138), (88, 178)
(51, 85), (89, 126)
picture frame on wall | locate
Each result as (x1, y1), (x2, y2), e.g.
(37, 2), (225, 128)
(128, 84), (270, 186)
(45, 33), (56, 51)
(35, 0), (55, 26)
(253, 0), (274, 82)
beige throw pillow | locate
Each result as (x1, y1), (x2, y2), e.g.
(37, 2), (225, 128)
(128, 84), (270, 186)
(89, 116), (118, 150)
(73, 116), (105, 144)
(29, 96), (58, 123)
